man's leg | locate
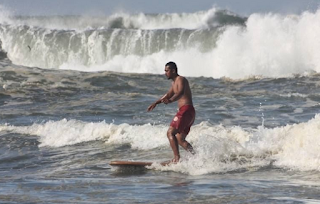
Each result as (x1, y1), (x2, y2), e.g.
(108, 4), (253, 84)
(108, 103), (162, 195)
(167, 126), (180, 162)
(176, 133), (195, 155)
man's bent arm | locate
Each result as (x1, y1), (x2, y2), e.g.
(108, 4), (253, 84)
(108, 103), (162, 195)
(166, 78), (184, 103)
(157, 86), (174, 104)
(147, 88), (173, 111)
(154, 93), (168, 105)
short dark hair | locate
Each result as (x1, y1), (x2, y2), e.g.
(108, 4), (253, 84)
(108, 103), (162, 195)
(165, 61), (177, 73)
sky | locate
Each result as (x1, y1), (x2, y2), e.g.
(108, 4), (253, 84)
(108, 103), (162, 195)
(0, 0), (319, 16)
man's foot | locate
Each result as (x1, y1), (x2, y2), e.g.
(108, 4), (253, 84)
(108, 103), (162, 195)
(170, 156), (180, 164)
(187, 144), (196, 155)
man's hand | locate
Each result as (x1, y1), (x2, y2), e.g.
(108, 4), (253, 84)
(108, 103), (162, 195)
(147, 103), (157, 112)
(161, 98), (172, 104)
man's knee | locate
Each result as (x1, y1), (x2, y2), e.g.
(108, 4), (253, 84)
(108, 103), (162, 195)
(176, 133), (186, 145)
(167, 127), (177, 139)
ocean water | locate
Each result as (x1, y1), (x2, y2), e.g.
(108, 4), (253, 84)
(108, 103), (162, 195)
(1, 5), (320, 203)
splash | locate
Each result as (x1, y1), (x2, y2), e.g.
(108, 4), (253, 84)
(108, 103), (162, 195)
(2, 115), (320, 174)
(211, 11), (320, 78)
(0, 7), (244, 30)
(1, 7), (320, 79)
(0, 5), (13, 25)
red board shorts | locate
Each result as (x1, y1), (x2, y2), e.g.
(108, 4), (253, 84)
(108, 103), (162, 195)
(170, 105), (195, 135)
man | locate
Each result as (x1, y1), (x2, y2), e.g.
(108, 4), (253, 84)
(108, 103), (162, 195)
(147, 61), (195, 163)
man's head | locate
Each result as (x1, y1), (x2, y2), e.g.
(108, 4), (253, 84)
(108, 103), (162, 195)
(164, 61), (178, 79)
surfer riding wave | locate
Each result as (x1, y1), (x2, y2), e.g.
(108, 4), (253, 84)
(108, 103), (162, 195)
(147, 61), (195, 163)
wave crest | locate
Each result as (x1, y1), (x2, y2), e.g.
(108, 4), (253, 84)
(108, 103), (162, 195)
(2, 115), (320, 174)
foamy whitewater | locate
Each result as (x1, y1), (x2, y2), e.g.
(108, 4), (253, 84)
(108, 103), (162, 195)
(1, 5), (320, 204)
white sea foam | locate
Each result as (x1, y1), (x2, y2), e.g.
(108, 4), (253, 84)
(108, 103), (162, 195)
(1, 115), (320, 174)
(1, 7), (320, 79)
(210, 11), (320, 78)
(153, 115), (320, 175)
(279, 93), (308, 98)
(0, 7), (228, 30)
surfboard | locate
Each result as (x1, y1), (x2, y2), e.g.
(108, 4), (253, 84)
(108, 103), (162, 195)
(109, 160), (171, 167)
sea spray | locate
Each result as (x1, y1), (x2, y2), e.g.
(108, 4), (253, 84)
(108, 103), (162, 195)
(2, 115), (320, 174)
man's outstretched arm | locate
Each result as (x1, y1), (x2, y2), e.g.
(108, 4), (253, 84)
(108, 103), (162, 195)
(147, 87), (173, 111)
